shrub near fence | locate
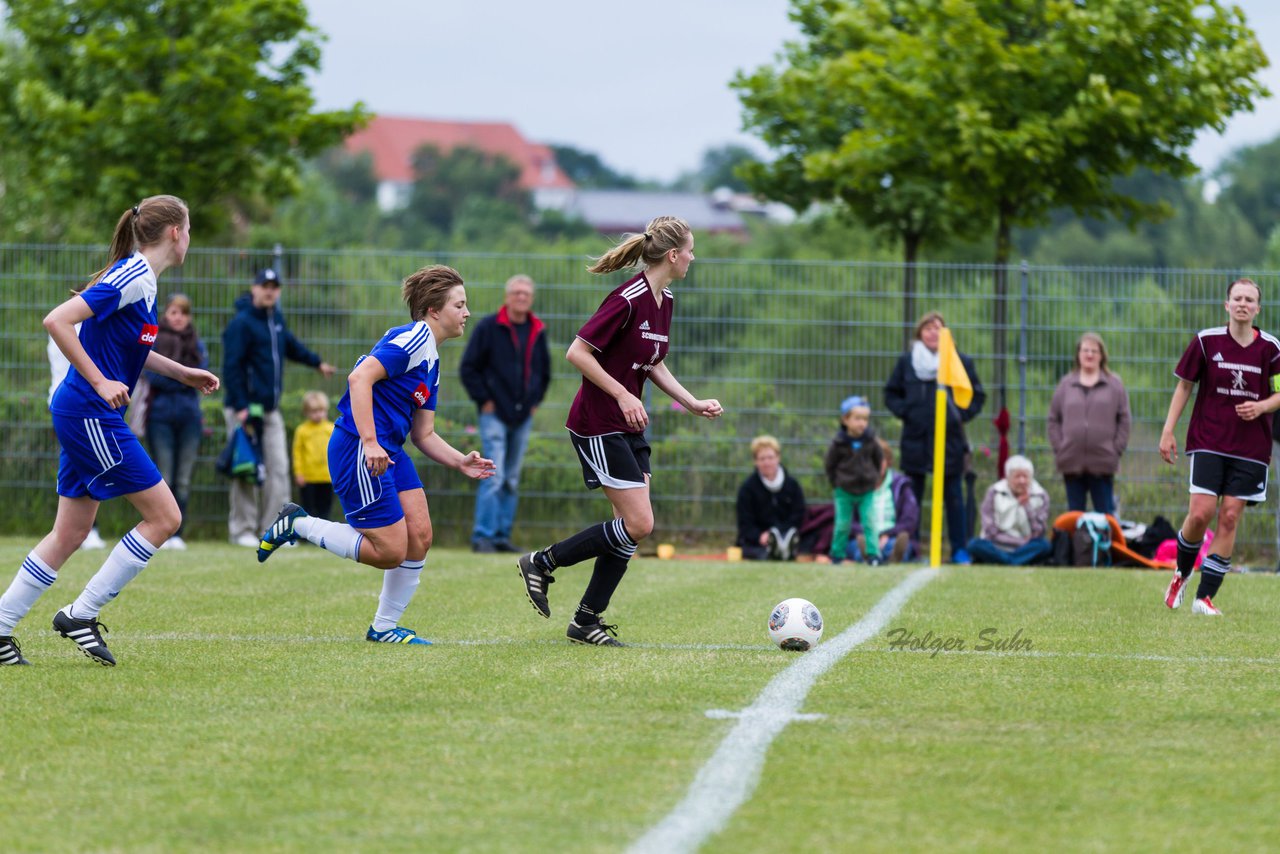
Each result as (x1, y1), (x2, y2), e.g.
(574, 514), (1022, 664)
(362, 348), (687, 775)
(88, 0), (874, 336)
(2, 244), (1279, 565)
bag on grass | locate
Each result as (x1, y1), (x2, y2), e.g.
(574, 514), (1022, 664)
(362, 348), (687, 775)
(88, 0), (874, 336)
(1072, 513), (1112, 567)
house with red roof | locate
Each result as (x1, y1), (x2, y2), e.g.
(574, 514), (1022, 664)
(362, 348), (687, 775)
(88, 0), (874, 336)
(345, 115), (576, 211)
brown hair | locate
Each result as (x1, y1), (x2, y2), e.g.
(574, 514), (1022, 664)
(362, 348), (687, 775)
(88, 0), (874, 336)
(402, 265), (465, 321)
(588, 215), (691, 274)
(84, 195), (188, 289)
(165, 293), (193, 314)
(1228, 277), (1261, 301)
(1074, 332), (1111, 375)
(914, 311), (946, 340)
(877, 437), (894, 467)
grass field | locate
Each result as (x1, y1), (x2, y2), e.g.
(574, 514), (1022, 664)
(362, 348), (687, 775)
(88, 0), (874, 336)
(3, 537), (1279, 853)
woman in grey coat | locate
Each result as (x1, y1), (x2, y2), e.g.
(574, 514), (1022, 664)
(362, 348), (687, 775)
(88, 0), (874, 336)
(1047, 332), (1131, 514)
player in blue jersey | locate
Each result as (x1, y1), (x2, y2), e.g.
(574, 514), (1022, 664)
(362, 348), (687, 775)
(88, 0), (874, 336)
(257, 265), (495, 645)
(0, 195), (220, 667)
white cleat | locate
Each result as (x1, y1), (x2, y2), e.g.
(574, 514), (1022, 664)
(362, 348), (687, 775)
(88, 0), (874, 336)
(1191, 597), (1222, 616)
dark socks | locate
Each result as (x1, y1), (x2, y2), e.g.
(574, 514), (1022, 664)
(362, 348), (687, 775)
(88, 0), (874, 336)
(575, 554), (630, 622)
(1194, 553), (1229, 601)
(1175, 530), (1202, 579)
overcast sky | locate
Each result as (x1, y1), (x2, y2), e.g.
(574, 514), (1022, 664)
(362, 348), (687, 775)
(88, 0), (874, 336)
(306, 0), (1280, 183)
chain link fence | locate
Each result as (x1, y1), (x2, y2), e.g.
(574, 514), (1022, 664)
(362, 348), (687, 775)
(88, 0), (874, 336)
(2, 244), (1278, 564)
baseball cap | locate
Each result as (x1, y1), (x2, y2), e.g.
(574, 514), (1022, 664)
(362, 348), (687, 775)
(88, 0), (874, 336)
(840, 395), (870, 416)
(254, 268), (282, 286)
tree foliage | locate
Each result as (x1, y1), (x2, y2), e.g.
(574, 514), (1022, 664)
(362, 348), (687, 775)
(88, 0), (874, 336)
(1215, 136), (1280, 241)
(735, 0), (1270, 390)
(0, 0), (366, 239)
(549, 144), (638, 189)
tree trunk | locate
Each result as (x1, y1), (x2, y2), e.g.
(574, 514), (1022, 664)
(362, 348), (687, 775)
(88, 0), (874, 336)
(902, 232), (920, 349)
(993, 207), (1012, 410)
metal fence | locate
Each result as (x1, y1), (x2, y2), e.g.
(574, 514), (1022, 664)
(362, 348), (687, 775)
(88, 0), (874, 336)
(2, 244), (1278, 564)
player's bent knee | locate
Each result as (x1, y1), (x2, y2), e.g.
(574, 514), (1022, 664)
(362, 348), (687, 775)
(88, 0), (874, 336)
(624, 516), (655, 541)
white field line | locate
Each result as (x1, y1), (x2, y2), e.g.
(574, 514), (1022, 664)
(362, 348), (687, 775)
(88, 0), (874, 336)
(627, 567), (938, 854)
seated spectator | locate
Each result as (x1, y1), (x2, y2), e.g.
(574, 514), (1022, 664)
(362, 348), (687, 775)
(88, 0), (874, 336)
(967, 455), (1052, 566)
(737, 435), (806, 560)
(848, 439), (919, 565)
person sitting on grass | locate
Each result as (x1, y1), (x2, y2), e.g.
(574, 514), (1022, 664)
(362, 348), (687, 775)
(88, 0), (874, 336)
(736, 434), (806, 561)
(848, 439), (919, 565)
(966, 455), (1052, 566)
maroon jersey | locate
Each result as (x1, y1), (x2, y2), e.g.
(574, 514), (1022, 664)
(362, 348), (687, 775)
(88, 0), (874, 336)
(567, 272), (674, 435)
(1174, 325), (1280, 464)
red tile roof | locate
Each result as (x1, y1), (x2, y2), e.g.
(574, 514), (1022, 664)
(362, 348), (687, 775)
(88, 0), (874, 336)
(345, 115), (574, 191)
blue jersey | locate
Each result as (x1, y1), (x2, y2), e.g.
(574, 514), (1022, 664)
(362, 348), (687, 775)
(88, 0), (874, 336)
(335, 321), (440, 448)
(50, 254), (158, 417)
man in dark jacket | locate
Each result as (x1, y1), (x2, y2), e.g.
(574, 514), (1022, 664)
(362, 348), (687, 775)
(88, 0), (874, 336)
(459, 274), (551, 552)
(222, 268), (335, 546)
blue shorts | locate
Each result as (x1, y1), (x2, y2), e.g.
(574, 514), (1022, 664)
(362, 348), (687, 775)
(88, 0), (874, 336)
(52, 409), (163, 500)
(328, 427), (423, 529)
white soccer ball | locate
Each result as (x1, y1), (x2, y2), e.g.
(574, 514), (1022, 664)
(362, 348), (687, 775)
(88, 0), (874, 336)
(768, 598), (823, 651)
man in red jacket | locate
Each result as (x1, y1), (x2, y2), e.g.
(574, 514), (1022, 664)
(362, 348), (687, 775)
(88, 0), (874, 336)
(459, 275), (552, 553)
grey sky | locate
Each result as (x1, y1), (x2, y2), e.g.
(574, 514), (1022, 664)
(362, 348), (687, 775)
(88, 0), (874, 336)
(300, 1), (1279, 183)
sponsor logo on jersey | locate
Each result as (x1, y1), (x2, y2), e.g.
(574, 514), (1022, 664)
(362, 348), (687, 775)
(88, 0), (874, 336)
(639, 320), (650, 331)
(1212, 352), (1223, 361)
(413, 382), (430, 407)
(138, 324), (159, 346)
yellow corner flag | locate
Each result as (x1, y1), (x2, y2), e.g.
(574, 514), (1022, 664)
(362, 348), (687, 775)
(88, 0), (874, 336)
(937, 328), (973, 410)
(929, 327), (973, 567)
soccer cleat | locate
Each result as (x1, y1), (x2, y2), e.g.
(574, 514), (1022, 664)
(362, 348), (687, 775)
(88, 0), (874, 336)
(0, 635), (31, 665)
(1191, 597), (1223, 616)
(52, 606), (116, 666)
(1164, 572), (1189, 609)
(517, 551), (555, 618)
(258, 503), (308, 563)
(566, 619), (625, 647)
(365, 626), (432, 645)
(951, 548), (973, 566)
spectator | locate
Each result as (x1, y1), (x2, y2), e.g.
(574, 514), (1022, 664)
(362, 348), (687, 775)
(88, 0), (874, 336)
(849, 439), (920, 564)
(459, 274), (551, 553)
(1047, 332), (1131, 514)
(967, 455), (1052, 565)
(222, 268), (335, 547)
(824, 395), (884, 564)
(292, 390), (335, 520)
(884, 311), (985, 564)
(736, 435), (806, 560)
(145, 293), (208, 550)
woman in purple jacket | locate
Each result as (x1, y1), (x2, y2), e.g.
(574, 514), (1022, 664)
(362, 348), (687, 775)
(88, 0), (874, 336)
(1047, 332), (1131, 514)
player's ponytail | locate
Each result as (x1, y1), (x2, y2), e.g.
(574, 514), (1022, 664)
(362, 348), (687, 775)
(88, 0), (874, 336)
(81, 194), (188, 291)
(588, 215), (690, 274)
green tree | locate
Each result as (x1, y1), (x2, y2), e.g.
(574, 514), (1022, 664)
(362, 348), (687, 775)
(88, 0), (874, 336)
(548, 144), (638, 189)
(0, 0), (366, 240)
(1216, 135), (1280, 241)
(735, 0), (1268, 397)
(402, 144), (531, 237)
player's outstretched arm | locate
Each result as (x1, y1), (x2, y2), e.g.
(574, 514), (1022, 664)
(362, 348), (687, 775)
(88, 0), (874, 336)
(648, 362), (723, 419)
(410, 409), (495, 479)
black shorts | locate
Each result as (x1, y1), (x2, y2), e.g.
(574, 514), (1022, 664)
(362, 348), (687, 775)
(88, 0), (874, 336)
(1188, 451), (1268, 503)
(569, 431), (651, 490)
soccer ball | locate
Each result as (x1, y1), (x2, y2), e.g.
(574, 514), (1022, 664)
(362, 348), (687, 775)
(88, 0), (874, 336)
(768, 598), (823, 651)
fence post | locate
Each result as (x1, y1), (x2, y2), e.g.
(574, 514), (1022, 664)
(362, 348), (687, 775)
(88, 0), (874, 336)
(1017, 261), (1029, 455)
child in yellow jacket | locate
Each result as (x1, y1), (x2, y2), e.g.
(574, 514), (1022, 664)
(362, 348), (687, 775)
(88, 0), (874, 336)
(293, 390), (335, 519)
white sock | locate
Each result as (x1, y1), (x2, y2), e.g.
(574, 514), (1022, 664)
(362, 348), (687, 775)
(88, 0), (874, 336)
(372, 559), (424, 631)
(0, 553), (58, 635)
(70, 528), (156, 620)
(294, 516), (365, 561)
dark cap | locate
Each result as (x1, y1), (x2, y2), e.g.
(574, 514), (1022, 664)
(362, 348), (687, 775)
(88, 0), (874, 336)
(254, 268), (281, 286)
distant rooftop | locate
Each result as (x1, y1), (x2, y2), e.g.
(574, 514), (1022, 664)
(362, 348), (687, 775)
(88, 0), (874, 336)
(559, 190), (746, 234)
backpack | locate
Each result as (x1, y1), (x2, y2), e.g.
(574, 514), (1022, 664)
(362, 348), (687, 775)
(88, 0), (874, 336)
(1071, 513), (1112, 567)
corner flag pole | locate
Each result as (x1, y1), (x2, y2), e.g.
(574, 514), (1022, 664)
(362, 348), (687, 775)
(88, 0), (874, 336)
(929, 384), (948, 568)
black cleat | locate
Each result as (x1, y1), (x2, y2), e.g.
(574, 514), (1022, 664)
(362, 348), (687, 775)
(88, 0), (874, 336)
(566, 619), (625, 647)
(52, 606), (116, 666)
(517, 551), (555, 618)
(259, 502), (308, 563)
(0, 634), (31, 665)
